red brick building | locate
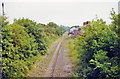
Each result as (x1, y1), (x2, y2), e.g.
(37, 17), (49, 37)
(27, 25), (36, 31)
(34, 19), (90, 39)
(83, 21), (90, 26)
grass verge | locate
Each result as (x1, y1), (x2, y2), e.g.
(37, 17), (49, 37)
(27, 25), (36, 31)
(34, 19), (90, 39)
(64, 38), (79, 77)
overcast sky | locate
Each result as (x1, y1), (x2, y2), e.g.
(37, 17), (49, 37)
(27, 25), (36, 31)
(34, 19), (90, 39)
(0, 0), (119, 27)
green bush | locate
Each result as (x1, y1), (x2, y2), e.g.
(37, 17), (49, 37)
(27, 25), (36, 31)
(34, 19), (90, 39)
(14, 18), (48, 54)
(74, 10), (120, 78)
(2, 23), (37, 77)
(1, 17), (65, 78)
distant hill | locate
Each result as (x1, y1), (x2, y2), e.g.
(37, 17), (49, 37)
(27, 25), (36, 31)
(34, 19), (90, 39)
(59, 25), (71, 31)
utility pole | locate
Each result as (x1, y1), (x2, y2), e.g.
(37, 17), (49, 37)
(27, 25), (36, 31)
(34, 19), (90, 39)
(2, 2), (4, 16)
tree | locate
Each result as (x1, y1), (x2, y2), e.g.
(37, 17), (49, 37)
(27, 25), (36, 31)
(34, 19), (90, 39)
(14, 18), (48, 55)
(2, 23), (36, 77)
(74, 10), (120, 78)
(47, 22), (58, 28)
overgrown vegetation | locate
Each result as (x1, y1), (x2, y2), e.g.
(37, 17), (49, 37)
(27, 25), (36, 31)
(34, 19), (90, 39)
(70, 9), (120, 78)
(1, 17), (65, 78)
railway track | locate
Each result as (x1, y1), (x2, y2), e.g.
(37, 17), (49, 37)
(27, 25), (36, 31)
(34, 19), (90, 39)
(44, 32), (72, 77)
(51, 35), (64, 77)
(29, 32), (72, 77)
(44, 34), (64, 77)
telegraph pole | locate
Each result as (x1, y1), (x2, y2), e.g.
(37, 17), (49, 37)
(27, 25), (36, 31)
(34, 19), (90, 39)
(2, 2), (4, 16)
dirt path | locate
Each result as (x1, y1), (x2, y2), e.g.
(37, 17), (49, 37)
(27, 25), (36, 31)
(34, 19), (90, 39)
(29, 32), (72, 77)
